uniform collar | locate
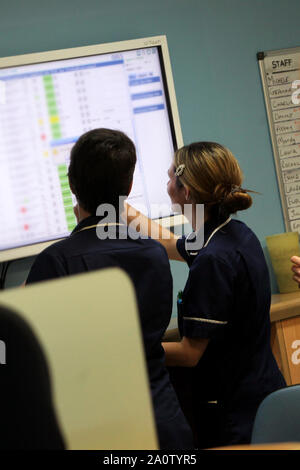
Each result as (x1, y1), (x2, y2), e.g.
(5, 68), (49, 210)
(184, 213), (231, 258)
(203, 214), (229, 245)
(71, 215), (108, 235)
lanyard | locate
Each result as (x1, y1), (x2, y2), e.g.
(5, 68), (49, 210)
(185, 216), (232, 256)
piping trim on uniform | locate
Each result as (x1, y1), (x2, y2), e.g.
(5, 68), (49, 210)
(183, 316), (228, 325)
(185, 216), (232, 255)
(203, 216), (232, 248)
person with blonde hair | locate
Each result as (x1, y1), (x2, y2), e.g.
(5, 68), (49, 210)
(126, 141), (285, 448)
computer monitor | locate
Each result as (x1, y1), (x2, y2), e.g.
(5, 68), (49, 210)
(0, 35), (183, 261)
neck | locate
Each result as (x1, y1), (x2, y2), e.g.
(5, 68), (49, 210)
(188, 204), (210, 232)
(76, 205), (92, 223)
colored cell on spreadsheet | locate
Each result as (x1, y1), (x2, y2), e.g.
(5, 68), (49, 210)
(58, 164), (67, 172)
(67, 223), (76, 232)
(52, 132), (62, 139)
(49, 107), (58, 116)
(50, 116), (59, 124)
(51, 123), (61, 131)
(63, 198), (73, 206)
(47, 100), (57, 108)
(64, 209), (74, 217)
(46, 92), (56, 100)
(48, 105), (58, 114)
(65, 211), (74, 220)
(43, 75), (53, 82)
(44, 83), (54, 91)
(66, 213), (76, 222)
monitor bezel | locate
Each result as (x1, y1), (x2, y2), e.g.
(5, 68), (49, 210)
(0, 35), (184, 262)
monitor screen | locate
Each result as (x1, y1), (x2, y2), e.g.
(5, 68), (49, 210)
(0, 36), (183, 261)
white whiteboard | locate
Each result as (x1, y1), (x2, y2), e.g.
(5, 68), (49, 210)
(258, 46), (300, 231)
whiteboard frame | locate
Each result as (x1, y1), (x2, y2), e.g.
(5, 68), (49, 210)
(258, 46), (300, 232)
(0, 35), (183, 262)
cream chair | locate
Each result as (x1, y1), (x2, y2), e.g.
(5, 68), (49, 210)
(0, 268), (157, 450)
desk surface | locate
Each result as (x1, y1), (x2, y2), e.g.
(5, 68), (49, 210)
(270, 291), (300, 322)
(210, 442), (300, 450)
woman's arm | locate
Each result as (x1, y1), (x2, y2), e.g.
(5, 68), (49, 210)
(162, 336), (209, 367)
(124, 203), (184, 261)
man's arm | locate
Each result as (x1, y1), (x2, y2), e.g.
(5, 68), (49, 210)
(26, 250), (67, 285)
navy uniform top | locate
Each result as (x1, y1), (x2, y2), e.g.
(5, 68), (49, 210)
(176, 215), (285, 408)
(27, 215), (193, 449)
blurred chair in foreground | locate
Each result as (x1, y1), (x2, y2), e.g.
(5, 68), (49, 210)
(0, 268), (157, 449)
(251, 385), (300, 444)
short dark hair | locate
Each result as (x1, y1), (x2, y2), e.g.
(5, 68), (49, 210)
(68, 128), (136, 214)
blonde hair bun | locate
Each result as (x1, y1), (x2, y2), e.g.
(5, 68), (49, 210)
(174, 142), (254, 216)
(222, 187), (252, 214)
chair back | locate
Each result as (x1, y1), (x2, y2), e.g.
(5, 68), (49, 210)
(251, 385), (300, 444)
(0, 268), (157, 449)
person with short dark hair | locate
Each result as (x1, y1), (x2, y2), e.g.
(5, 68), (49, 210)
(68, 128), (136, 214)
(26, 128), (193, 450)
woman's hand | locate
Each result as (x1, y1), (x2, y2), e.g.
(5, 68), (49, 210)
(291, 256), (300, 285)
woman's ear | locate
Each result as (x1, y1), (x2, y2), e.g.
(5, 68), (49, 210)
(183, 186), (191, 202)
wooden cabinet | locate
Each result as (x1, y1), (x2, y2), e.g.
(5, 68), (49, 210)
(271, 292), (300, 385)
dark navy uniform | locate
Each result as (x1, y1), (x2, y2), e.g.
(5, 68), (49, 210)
(27, 215), (193, 450)
(170, 215), (286, 448)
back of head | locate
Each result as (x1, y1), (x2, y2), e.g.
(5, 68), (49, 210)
(174, 141), (252, 218)
(0, 305), (64, 449)
(68, 128), (137, 214)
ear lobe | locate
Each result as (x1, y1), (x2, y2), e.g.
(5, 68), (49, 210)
(184, 186), (190, 201)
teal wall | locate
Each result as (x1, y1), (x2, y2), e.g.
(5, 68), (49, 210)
(1, 0), (300, 301)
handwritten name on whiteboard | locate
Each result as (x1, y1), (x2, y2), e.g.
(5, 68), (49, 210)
(281, 156), (300, 171)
